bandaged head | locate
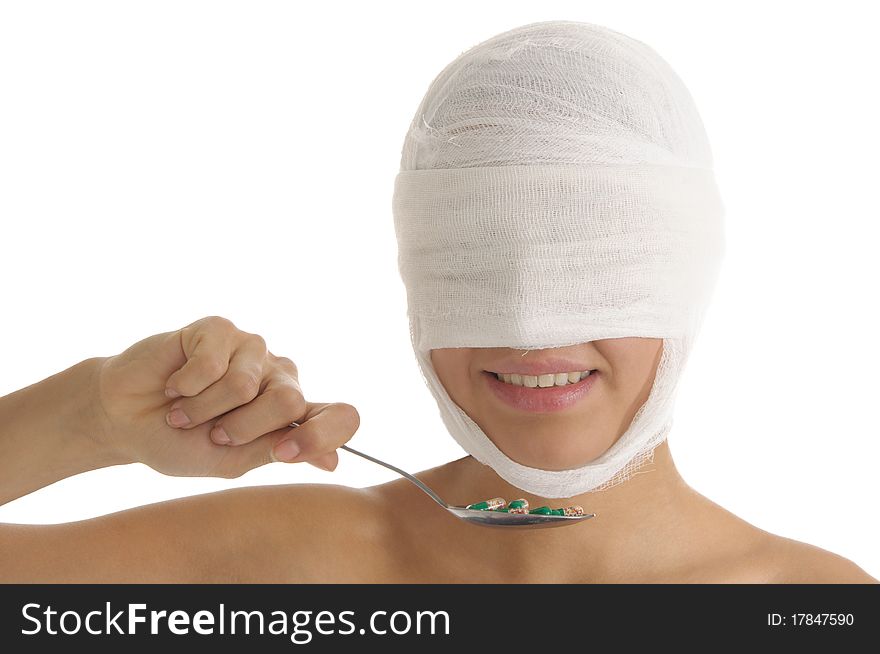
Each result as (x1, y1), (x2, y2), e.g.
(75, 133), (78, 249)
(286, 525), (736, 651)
(392, 20), (725, 497)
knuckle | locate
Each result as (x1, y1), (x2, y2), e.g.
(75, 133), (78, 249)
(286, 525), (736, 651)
(228, 369), (260, 400)
(274, 355), (299, 377)
(277, 388), (305, 417)
(203, 315), (236, 332)
(249, 333), (267, 353)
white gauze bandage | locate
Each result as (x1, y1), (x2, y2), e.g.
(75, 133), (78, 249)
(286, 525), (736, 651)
(391, 20), (725, 497)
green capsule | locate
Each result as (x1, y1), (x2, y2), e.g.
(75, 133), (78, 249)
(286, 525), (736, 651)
(549, 508), (566, 516)
(466, 497), (506, 511)
(529, 506), (553, 515)
(508, 499), (529, 510)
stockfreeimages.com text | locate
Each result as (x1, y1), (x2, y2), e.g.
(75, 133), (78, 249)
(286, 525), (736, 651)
(21, 602), (450, 644)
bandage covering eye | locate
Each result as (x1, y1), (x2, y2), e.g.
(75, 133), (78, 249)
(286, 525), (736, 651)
(392, 20), (726, 497)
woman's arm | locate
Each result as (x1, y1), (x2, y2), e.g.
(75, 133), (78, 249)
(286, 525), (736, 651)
(0, 484), (389, 583)
(0, 357), (124, 505)
(0, 315), (360, 507)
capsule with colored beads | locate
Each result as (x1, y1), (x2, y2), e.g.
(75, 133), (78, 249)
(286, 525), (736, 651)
(507, 498), (529, 514)
(466, 497), (506, 511)
(563, 506), (584, 516)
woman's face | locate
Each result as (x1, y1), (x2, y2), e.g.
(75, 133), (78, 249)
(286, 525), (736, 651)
(430, 338), (663, 470)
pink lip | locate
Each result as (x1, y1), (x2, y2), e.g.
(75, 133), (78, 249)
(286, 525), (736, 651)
(483, 370), (600, 413)
(485, 357), (595, 377)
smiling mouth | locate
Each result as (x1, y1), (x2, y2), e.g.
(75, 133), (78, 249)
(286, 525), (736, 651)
(485, 369), (598, 388)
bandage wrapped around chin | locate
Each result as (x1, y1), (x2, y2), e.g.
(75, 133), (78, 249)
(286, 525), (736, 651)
(391, 20), (726, 498)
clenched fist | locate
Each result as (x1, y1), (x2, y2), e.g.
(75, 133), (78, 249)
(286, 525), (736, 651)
(92, 316), (360, 478)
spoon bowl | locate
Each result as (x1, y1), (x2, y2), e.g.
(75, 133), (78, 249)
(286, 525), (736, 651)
(339, 444), (596, 529)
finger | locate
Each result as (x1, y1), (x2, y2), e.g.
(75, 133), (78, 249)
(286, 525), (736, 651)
(274, 426), (339, 470)
(166, 335), (267, 429)
(208, 426), (294, 477)
(214, 427), (341, 478)
(269, 402), (360, 464)
(165, 320), (238, 398)
(210, 374), (306, 446)
(308, 450), (339, 472)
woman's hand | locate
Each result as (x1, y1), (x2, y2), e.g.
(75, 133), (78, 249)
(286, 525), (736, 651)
(92, 315), (359, 478)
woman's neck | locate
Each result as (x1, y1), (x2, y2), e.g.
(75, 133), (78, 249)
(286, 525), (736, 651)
(427, 440), (701, 581)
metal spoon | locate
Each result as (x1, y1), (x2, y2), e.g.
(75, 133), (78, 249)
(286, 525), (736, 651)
(339, 444), (597, 529)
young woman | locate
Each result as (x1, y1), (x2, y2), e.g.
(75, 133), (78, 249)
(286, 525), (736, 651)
(1, 20), (875, 583)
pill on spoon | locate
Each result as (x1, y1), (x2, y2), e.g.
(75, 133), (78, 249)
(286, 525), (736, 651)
(466, 497), (506, 511)
(506, 498), (529, 514)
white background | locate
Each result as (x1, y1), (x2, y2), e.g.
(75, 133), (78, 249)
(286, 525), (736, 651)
(1, 1), (877, 579)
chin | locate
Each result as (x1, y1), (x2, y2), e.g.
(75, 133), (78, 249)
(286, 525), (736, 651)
(492, 436), (611, 471)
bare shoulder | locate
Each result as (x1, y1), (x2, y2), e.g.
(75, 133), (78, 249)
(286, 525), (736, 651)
(754, 534), (878, 584)
(673, 490), (878, 584)
(208, 482), (396, 582)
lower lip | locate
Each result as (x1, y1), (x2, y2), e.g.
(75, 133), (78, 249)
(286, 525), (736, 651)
(482, 371), (600, 413)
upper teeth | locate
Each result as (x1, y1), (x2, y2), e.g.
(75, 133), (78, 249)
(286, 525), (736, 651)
(494, 371), (593, 388)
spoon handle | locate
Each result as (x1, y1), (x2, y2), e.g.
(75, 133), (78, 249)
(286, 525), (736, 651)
(340, 445), (450, 510)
